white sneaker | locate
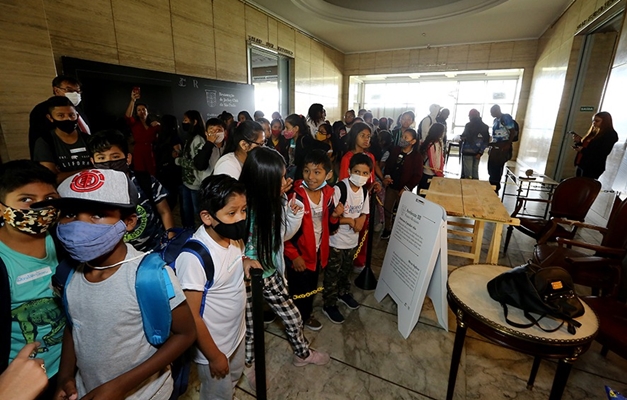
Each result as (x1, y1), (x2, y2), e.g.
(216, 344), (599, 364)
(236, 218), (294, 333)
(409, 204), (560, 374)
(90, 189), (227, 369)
(293, 349), (331, 367)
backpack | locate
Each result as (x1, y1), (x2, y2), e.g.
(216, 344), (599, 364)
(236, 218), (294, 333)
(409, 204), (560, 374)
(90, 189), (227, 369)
(417, 116), (432, 142)
(55, 232), (215, 399)
(487, 263), (584, 334)
(337, 179), (367, 206)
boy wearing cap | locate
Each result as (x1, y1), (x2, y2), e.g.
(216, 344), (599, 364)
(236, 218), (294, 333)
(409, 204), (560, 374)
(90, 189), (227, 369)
(38, 169), (196, 400)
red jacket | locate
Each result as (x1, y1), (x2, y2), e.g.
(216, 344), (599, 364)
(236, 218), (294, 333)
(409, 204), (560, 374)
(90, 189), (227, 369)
(284, 180), (339, 271)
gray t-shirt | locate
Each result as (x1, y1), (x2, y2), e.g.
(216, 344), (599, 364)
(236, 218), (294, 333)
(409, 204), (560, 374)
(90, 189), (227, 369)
(66, 244), (186, 399)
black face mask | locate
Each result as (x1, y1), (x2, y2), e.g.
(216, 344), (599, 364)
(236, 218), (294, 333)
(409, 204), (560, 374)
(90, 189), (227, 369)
(94, 159), (129, 174)
(52, 119), (77, 134)
(181, 122), (192, 133)
(212, 215), (247, 241)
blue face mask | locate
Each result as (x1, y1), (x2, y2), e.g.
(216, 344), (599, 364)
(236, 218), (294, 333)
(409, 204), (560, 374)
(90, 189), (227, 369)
(302, 180), (327, 191)
(56, 220), (128, 262)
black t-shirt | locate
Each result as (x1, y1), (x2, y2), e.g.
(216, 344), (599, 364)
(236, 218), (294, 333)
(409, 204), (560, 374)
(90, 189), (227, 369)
(33, 131), (92, 172)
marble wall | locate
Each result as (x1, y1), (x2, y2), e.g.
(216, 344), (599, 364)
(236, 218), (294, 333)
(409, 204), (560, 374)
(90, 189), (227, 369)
(0, 0), (344, 160)
(517, 0), (624, 177)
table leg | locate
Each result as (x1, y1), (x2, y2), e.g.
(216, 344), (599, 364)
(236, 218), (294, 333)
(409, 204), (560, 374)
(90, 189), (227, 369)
(446, 311), (467, 400)
(526, 356), (542, 390)
(471, 220), (485, 263)
(549, 358), (575, 400)
(486, 223), (504, 264)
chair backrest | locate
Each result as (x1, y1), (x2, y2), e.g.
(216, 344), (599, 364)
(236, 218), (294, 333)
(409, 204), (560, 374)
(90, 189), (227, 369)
(550, 177), (602, 220)
(601, 197), (627, 250)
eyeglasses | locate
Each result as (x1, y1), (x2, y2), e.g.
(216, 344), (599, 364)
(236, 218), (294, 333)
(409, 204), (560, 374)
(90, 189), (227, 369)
(56, 86), (82, 94)
(245, 138), (265, 147)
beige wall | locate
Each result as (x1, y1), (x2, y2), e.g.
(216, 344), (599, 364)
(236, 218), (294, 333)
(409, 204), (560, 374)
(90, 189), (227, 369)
(0, 0), (344, 160)
(342, 40), (538, 157)
(517, 0), (622, 176)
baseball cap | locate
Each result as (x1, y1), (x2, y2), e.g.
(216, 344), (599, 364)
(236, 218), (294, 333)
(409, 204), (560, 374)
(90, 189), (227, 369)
(33, 169), (138, 210)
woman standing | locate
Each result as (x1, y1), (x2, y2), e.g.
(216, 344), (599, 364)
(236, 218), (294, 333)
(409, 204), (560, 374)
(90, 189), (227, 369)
(125, 88), (160, 178)
(307, 103), (326, 138)
(572, 111), (618, 180)
(418, 123), (445, 192)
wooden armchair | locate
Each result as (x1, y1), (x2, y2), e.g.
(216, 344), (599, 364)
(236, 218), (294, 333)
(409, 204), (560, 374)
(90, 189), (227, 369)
(582, 295), (627, 360)
(503, 177), (601, 253)
(533, 197), (627, 296)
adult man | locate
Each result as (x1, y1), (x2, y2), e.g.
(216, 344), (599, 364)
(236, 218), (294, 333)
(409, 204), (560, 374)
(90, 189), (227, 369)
(418, 104), (440, 143)
(344, 110), (356, 132)
(29, 76), (90, 158)
(487, 104), (516, 193)
(32, 97), (91, 183)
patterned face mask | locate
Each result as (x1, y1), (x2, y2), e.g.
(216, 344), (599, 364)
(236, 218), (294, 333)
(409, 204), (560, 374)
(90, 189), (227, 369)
(1, 203), (60, 235)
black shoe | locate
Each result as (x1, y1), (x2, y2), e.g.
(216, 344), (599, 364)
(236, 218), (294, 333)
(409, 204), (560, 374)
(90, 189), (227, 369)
(380, 229), (391, 240)
(264, 310), (276, 324)
(338, 293), (360, 310)
(322, 306), (345, 324)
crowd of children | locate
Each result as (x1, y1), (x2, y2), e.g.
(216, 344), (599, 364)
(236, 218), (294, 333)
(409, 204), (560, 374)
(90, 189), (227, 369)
(3, 86), (484, 399)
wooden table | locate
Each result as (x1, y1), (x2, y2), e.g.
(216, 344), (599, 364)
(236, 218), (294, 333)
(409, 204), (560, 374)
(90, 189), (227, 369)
(425, 177), (520, 263)
(446, 265), (598, 400)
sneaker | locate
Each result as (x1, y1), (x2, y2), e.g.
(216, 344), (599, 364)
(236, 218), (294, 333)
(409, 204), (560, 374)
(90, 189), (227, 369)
(304, 316), (323, 331)
(293, 348), (331, 367)
(263, 310), (276, 325)
(353, 265), (365, 274)
(338, 293), (360, 310)
(244, 363), (256, 391)
(380, 229), (391, 240)
(322, 306), (345, 324)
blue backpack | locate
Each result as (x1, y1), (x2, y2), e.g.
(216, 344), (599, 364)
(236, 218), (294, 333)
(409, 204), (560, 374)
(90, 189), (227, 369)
(55, 230), (215, 399)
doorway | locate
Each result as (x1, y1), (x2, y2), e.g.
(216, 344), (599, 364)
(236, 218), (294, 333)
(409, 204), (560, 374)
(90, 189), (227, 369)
(248, 46), (291, 119)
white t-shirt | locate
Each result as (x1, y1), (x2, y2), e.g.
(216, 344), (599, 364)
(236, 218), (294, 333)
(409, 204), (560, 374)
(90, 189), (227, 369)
(329, 178), (370, 249)
(213, 152), (242, 179)
(67, 244), (186, 400)
(175, 226), (246, 363)
(308, 193), (324, 251)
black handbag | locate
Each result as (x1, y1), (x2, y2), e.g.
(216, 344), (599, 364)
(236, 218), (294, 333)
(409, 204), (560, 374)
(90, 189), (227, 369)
(487, 263), (585, 335)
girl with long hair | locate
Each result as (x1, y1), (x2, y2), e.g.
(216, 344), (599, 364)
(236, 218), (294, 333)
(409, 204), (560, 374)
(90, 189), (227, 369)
(213, 120), (265, 179)
(418, 122), (445, 192)
(307, 103), (326, 137)
(572, 111), (618, 179)
(239, 147), (330, 389)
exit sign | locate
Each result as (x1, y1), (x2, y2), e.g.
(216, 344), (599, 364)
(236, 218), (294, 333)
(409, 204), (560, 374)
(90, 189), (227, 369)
(580, 106), (595, 112)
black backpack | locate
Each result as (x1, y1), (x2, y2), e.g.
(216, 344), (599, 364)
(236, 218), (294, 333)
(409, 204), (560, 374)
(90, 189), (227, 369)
(487, 263), (584, 334)
(337, 180), (367, 205)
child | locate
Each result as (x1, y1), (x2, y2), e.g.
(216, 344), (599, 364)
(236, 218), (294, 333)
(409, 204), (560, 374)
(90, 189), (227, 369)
(266, 118), (290, 162)
(419, 123), (446, 193)
(240, 147), (330, 389)
(381, 129), (423, 239)
(88, 129), (175, 251)
(323, 153), (372, 324)
(175, 174), (258, 399)
(39, 169), (196, 400)
(284, 150), (341, 331)
(213, 120), (265, 179)
(0, 160), (64, 399)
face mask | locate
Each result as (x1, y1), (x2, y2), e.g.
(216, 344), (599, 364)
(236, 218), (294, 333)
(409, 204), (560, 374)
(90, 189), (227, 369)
(302, 180), (327, 191)
(215, 131), (225, 143)
(283, 130), (296, 140)
(271, 129), (282, 137)
(52, 119), (77, 134)
(316, 132), (328, 141)
(349, 174), (369, 187)
(1, 204), (59, 235)
(181, 122), (192, 133)
(64, 92), (82, 106)
(212, 215), (247, 241)
(94, 159), (129, 174)
(56, 220), (128, 262)
(398, 139), (411, 148)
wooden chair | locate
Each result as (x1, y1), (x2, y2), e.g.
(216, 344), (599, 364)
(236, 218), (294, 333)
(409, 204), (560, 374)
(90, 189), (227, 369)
(582, 296), (627, 360)
(533, 197), (627, 296)
(503, 177), (601, 253)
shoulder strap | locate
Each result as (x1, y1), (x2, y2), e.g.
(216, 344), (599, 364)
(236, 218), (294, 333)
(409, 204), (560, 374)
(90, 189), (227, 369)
(180, 240), (215, 316)
(338, 180), (348, 205)
(0, 258), (10, 373)
(136, 253), (173, 346)
(60, 263), (76, 329)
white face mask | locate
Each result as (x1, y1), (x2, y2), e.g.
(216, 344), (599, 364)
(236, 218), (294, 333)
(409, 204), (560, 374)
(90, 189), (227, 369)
(65, 92), (82, 106)
(215, 131), (225, 143)
(349, 173), (369, 187)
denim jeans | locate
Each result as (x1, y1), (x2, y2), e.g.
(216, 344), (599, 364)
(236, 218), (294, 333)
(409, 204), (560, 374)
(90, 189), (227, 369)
(180, 185), (200, 228)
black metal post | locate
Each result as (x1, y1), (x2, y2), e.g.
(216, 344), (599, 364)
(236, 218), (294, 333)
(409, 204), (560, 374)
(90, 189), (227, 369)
(250, 268), (267, 400)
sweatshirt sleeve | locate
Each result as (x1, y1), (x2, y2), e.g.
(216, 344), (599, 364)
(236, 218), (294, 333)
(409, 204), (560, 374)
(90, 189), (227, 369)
(283, 197), (304, 241)
(193, 141), (216, 170)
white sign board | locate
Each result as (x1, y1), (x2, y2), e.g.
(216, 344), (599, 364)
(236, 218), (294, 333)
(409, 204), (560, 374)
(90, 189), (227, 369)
(374, 192), (448, 338)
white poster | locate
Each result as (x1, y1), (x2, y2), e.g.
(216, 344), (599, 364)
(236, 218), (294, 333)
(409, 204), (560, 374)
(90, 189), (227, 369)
(374, 192), (448, 338)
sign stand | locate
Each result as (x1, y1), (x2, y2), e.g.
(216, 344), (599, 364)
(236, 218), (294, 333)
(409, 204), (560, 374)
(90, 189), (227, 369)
(374, 192), (448, 338)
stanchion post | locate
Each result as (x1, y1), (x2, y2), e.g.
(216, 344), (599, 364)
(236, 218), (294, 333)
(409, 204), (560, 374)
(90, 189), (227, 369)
(250, 268), (267, 400)
(355, 189), (378, 290)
